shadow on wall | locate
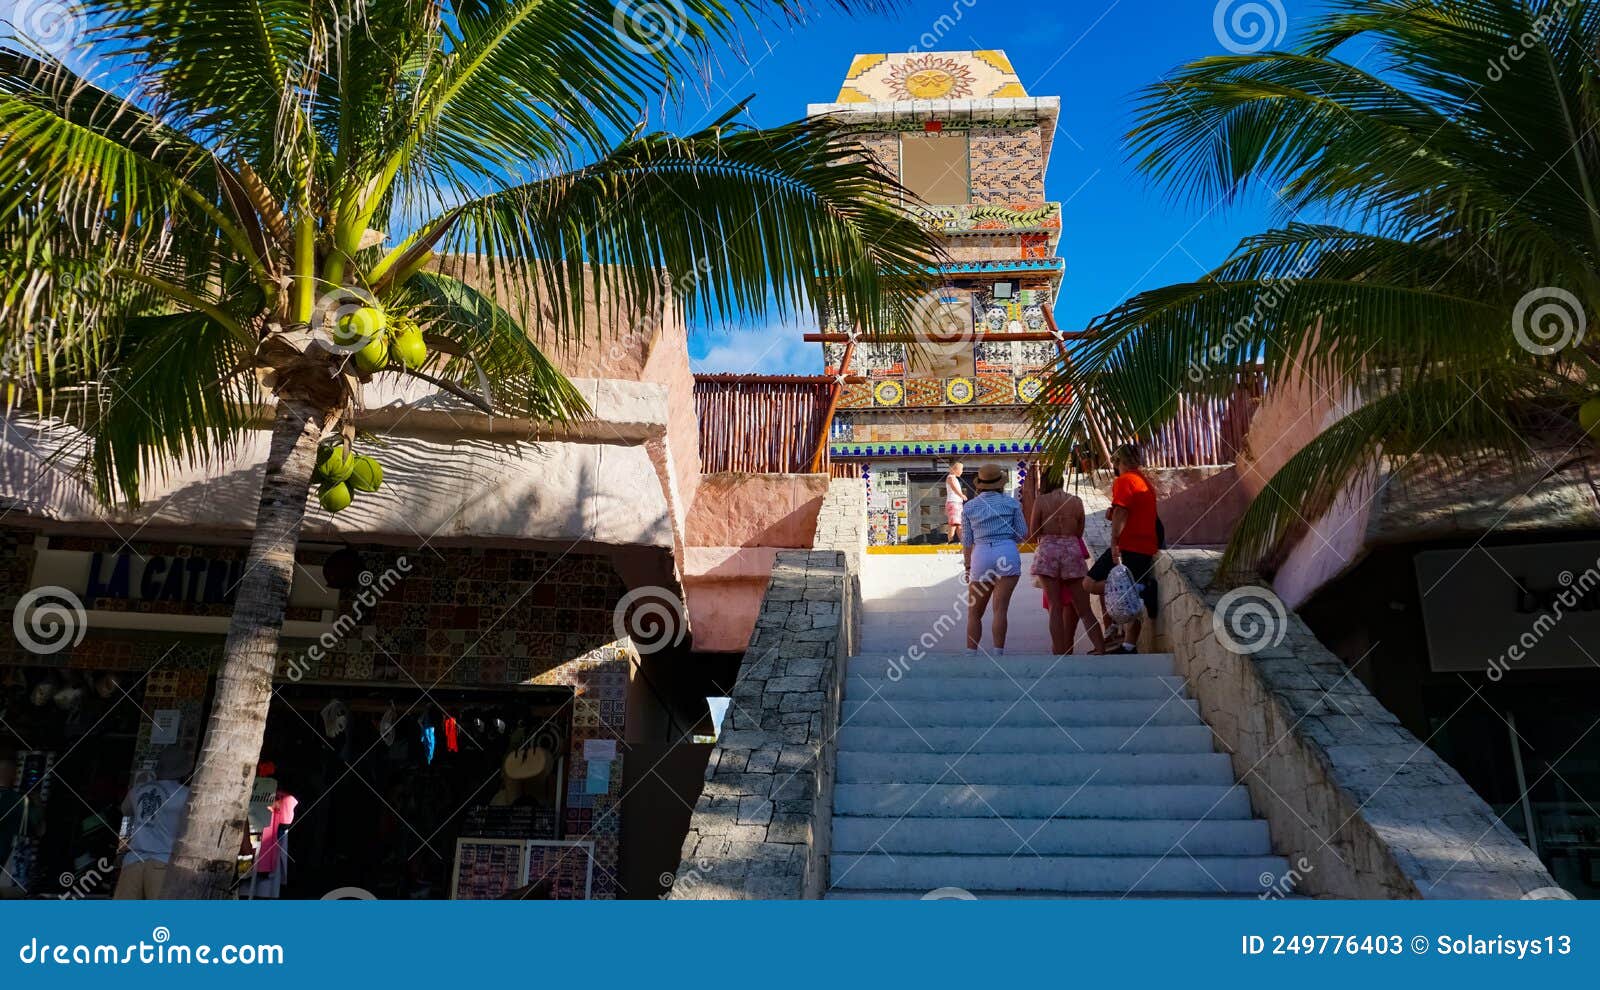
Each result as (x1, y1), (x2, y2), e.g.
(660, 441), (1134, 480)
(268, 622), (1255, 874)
(685, 473), (830, 549)
(1149, 466), (1253, 548)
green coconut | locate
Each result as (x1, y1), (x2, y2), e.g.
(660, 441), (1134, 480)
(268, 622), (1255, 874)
(348, 455), (384, 493)
(353, 333), (390, 374)
(318, 482), (353, 513)
(1581, 397), (1600, 438)
(335, 306), (386, 345)
(392, 328), (427, 370)
(315, 444), (356, 484)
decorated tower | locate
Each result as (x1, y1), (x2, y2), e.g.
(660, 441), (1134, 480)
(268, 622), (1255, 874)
(809, 51), (1063, 546)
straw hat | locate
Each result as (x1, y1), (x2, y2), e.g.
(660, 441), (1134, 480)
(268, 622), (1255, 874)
(973, 464), (1007, 492)
(503, 742), (551, 780)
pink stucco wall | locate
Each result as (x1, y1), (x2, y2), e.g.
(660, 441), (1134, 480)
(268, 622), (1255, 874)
(685, 473), (829, 549)
(1229, 357), (1376, 607)
(682, 473), (832, 653)
(1150, 466), (1252, 547)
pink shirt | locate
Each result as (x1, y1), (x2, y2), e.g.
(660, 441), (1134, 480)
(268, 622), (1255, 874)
(256, 792), (297, 873)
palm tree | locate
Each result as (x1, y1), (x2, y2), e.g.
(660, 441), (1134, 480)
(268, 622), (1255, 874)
(0, 0), (938, 897)
(1041, 0), (1600, 579)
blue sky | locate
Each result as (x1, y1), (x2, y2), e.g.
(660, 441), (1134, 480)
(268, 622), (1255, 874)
(683, 0), (1324, 375)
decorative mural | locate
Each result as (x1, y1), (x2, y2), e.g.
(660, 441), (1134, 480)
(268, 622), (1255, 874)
(836, 370), (1057, 410)
(919, 202), (1061, 234)
(835, 50), (1029, 103)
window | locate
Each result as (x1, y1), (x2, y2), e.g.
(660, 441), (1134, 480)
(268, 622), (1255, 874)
(899, 131), (969, 204)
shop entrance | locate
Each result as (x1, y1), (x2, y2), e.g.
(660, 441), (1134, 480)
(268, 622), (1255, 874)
(253, 682), (575, 900)
(1, 665), (150, 897)
(906, 470), (956, 545)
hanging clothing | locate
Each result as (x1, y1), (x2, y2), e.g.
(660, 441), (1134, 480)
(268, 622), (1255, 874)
(256, 791), (298, 875)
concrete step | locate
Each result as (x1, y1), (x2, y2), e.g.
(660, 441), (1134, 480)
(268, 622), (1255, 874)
(841, 697), (1201, 728)
(833, 782), (1255, 820)
(829, 853), (1291, 894)
(831, 816), (1274, 857)
(836, 751), (1235, 786)
(848, 652), (1176, 679)
(837, 724), (1218, 754)
(846, 673), (1187, 702)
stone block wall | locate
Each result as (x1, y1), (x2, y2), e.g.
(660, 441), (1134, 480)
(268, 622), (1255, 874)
(668, 479), (865, 899)
(1153, 550), (1567, 899)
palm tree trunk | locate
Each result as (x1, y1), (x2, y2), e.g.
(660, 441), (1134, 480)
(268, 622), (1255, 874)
(161, 397), (330, 899)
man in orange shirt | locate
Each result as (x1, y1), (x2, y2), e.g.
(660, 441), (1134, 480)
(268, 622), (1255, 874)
(1084, 444), (1161, 653)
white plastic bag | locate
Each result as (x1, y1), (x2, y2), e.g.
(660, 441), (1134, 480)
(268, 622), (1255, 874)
(1103, 563), (1145, 625)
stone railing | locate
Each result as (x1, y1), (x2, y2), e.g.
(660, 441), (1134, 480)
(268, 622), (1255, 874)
(667, 478), (864, 899)
(1154, 550), (1567, 899)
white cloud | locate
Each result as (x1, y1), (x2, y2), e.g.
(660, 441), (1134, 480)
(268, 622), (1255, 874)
(690, 318), (822, 375)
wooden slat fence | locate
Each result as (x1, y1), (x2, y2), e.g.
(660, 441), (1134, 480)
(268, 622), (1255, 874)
(694, 375), (835, 474)
(1103, 371), (1268, 469)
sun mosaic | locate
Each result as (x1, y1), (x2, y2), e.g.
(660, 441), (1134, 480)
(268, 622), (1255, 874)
(834, 50), (1030, 104)
(884, 54), (976, 100)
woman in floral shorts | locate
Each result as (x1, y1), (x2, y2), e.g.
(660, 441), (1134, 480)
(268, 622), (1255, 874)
(1029, 469), (1106, 655)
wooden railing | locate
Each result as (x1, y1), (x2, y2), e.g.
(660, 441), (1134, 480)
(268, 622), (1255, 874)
(694, 375), (835, 474)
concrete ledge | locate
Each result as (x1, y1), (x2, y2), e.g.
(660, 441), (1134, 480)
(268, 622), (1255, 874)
(1154, 550), (1568, 899)
(668, 479), (864, 899)
(682, 546), (781, 581)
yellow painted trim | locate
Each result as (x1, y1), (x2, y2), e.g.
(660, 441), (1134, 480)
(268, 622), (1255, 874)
(834, 85), (873, 104)
(845, 53), (887, 80)
(991, 82), (1029, 99)
(866, 543), (1039, 555)
(973, 50), (1016, 76)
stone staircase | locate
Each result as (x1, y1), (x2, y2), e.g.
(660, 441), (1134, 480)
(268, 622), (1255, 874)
(826, 650), (1289, 898)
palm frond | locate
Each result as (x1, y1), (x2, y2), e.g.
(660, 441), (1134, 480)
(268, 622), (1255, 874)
(442, 109), (940, 344)
(397, 270), (589, 422)
(1219, 368), (1562, 580)
(82, 312), (257, 505)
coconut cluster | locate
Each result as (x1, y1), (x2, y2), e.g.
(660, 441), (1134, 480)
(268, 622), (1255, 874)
(314, 443), (384, 513)
(1583, 397), (1600, 440)
(334, 306), (428, 375)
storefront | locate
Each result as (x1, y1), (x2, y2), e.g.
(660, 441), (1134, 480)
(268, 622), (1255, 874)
(1299, 531), (1600, 898)
(2, 526), (639, 899)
